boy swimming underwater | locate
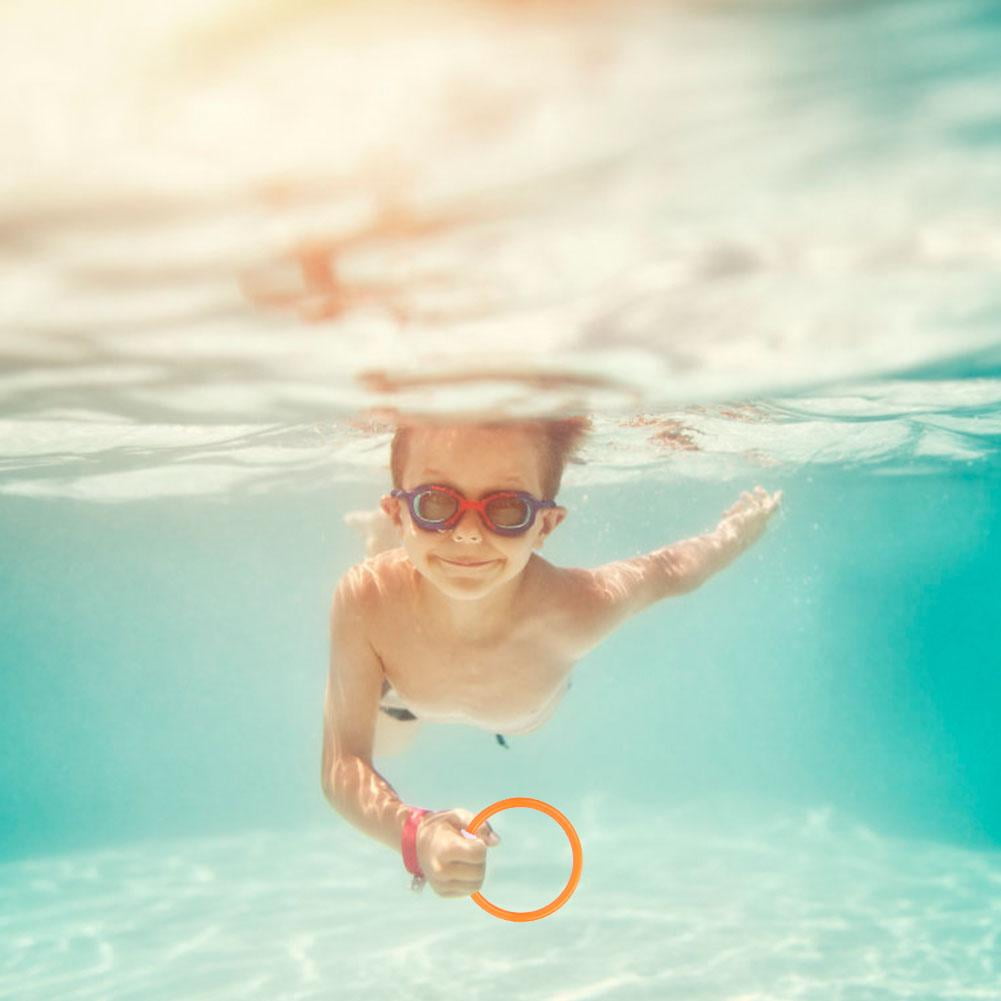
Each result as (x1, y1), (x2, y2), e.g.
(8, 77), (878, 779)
(321, 417), (782, 897)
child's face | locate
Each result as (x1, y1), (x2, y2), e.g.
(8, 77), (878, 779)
(380, 425), (567, 600)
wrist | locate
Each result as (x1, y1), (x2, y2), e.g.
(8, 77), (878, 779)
(715, 517), (742, 549)
(401, 806), (432, 890)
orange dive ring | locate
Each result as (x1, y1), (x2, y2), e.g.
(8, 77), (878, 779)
(465, 797), (582, 922)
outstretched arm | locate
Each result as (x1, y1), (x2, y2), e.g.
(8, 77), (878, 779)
(574, 486), (783, 644)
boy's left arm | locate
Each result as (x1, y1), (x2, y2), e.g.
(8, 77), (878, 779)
(571, 486), (782, 645)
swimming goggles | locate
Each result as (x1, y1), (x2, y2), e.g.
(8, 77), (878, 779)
(390, 484), (557, 537)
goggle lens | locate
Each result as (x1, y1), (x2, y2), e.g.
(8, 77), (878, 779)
(413, 488), (532, 532)
(485, 496), (531, 529)
(414, 490), (456, 523)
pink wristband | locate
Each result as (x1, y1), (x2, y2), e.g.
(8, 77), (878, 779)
(402, 807), (431, 891)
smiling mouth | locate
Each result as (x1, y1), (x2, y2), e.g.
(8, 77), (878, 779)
(438, 557), (497, 568)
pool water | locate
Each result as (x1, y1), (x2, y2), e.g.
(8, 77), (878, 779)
(2, 0), (1000, 999)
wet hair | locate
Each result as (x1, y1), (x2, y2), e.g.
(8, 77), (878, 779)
(390, 416), (591, 499)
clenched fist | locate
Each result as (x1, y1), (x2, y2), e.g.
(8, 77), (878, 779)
(416, 807), (502, 898)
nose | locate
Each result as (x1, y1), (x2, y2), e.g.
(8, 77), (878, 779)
(450, 506), (483, 542)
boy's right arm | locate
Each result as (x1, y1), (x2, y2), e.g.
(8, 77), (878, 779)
(321, 567), (503, 898)
(321, 571), (410, 855)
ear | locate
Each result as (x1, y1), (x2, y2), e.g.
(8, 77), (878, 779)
(380, 494), (403, 528)
(533, 506), (567, 548)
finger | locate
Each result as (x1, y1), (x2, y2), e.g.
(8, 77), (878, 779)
(447, 853), (487, 874)
(444, 859), (487, 878)
(438, 882), (483, 898)
(436, 866), (486, 886)
(453, 834), (495, 862)
(451, 840), (487, 865)
(461, 824), (500, 846)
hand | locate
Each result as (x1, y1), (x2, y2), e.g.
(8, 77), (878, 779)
(416, 807), (501, 899)
(719, 485), (783, 551)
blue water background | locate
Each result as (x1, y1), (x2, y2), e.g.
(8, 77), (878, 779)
(2, 461), (1000, 999)
(2, 464), (999, 865)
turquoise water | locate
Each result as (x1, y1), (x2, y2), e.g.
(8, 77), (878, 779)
(3, 0), (1001, 998)
(2, 470), (999, 998)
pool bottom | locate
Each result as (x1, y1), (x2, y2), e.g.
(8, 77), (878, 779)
(1, 796), (996, 1000)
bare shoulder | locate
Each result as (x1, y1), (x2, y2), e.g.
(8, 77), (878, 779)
(525, 558), (625, 658)
(533, 561), (601, 607)
(331, 548), (413, 622)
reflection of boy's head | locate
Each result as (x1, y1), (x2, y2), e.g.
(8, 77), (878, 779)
(390, 416), (590, 499)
